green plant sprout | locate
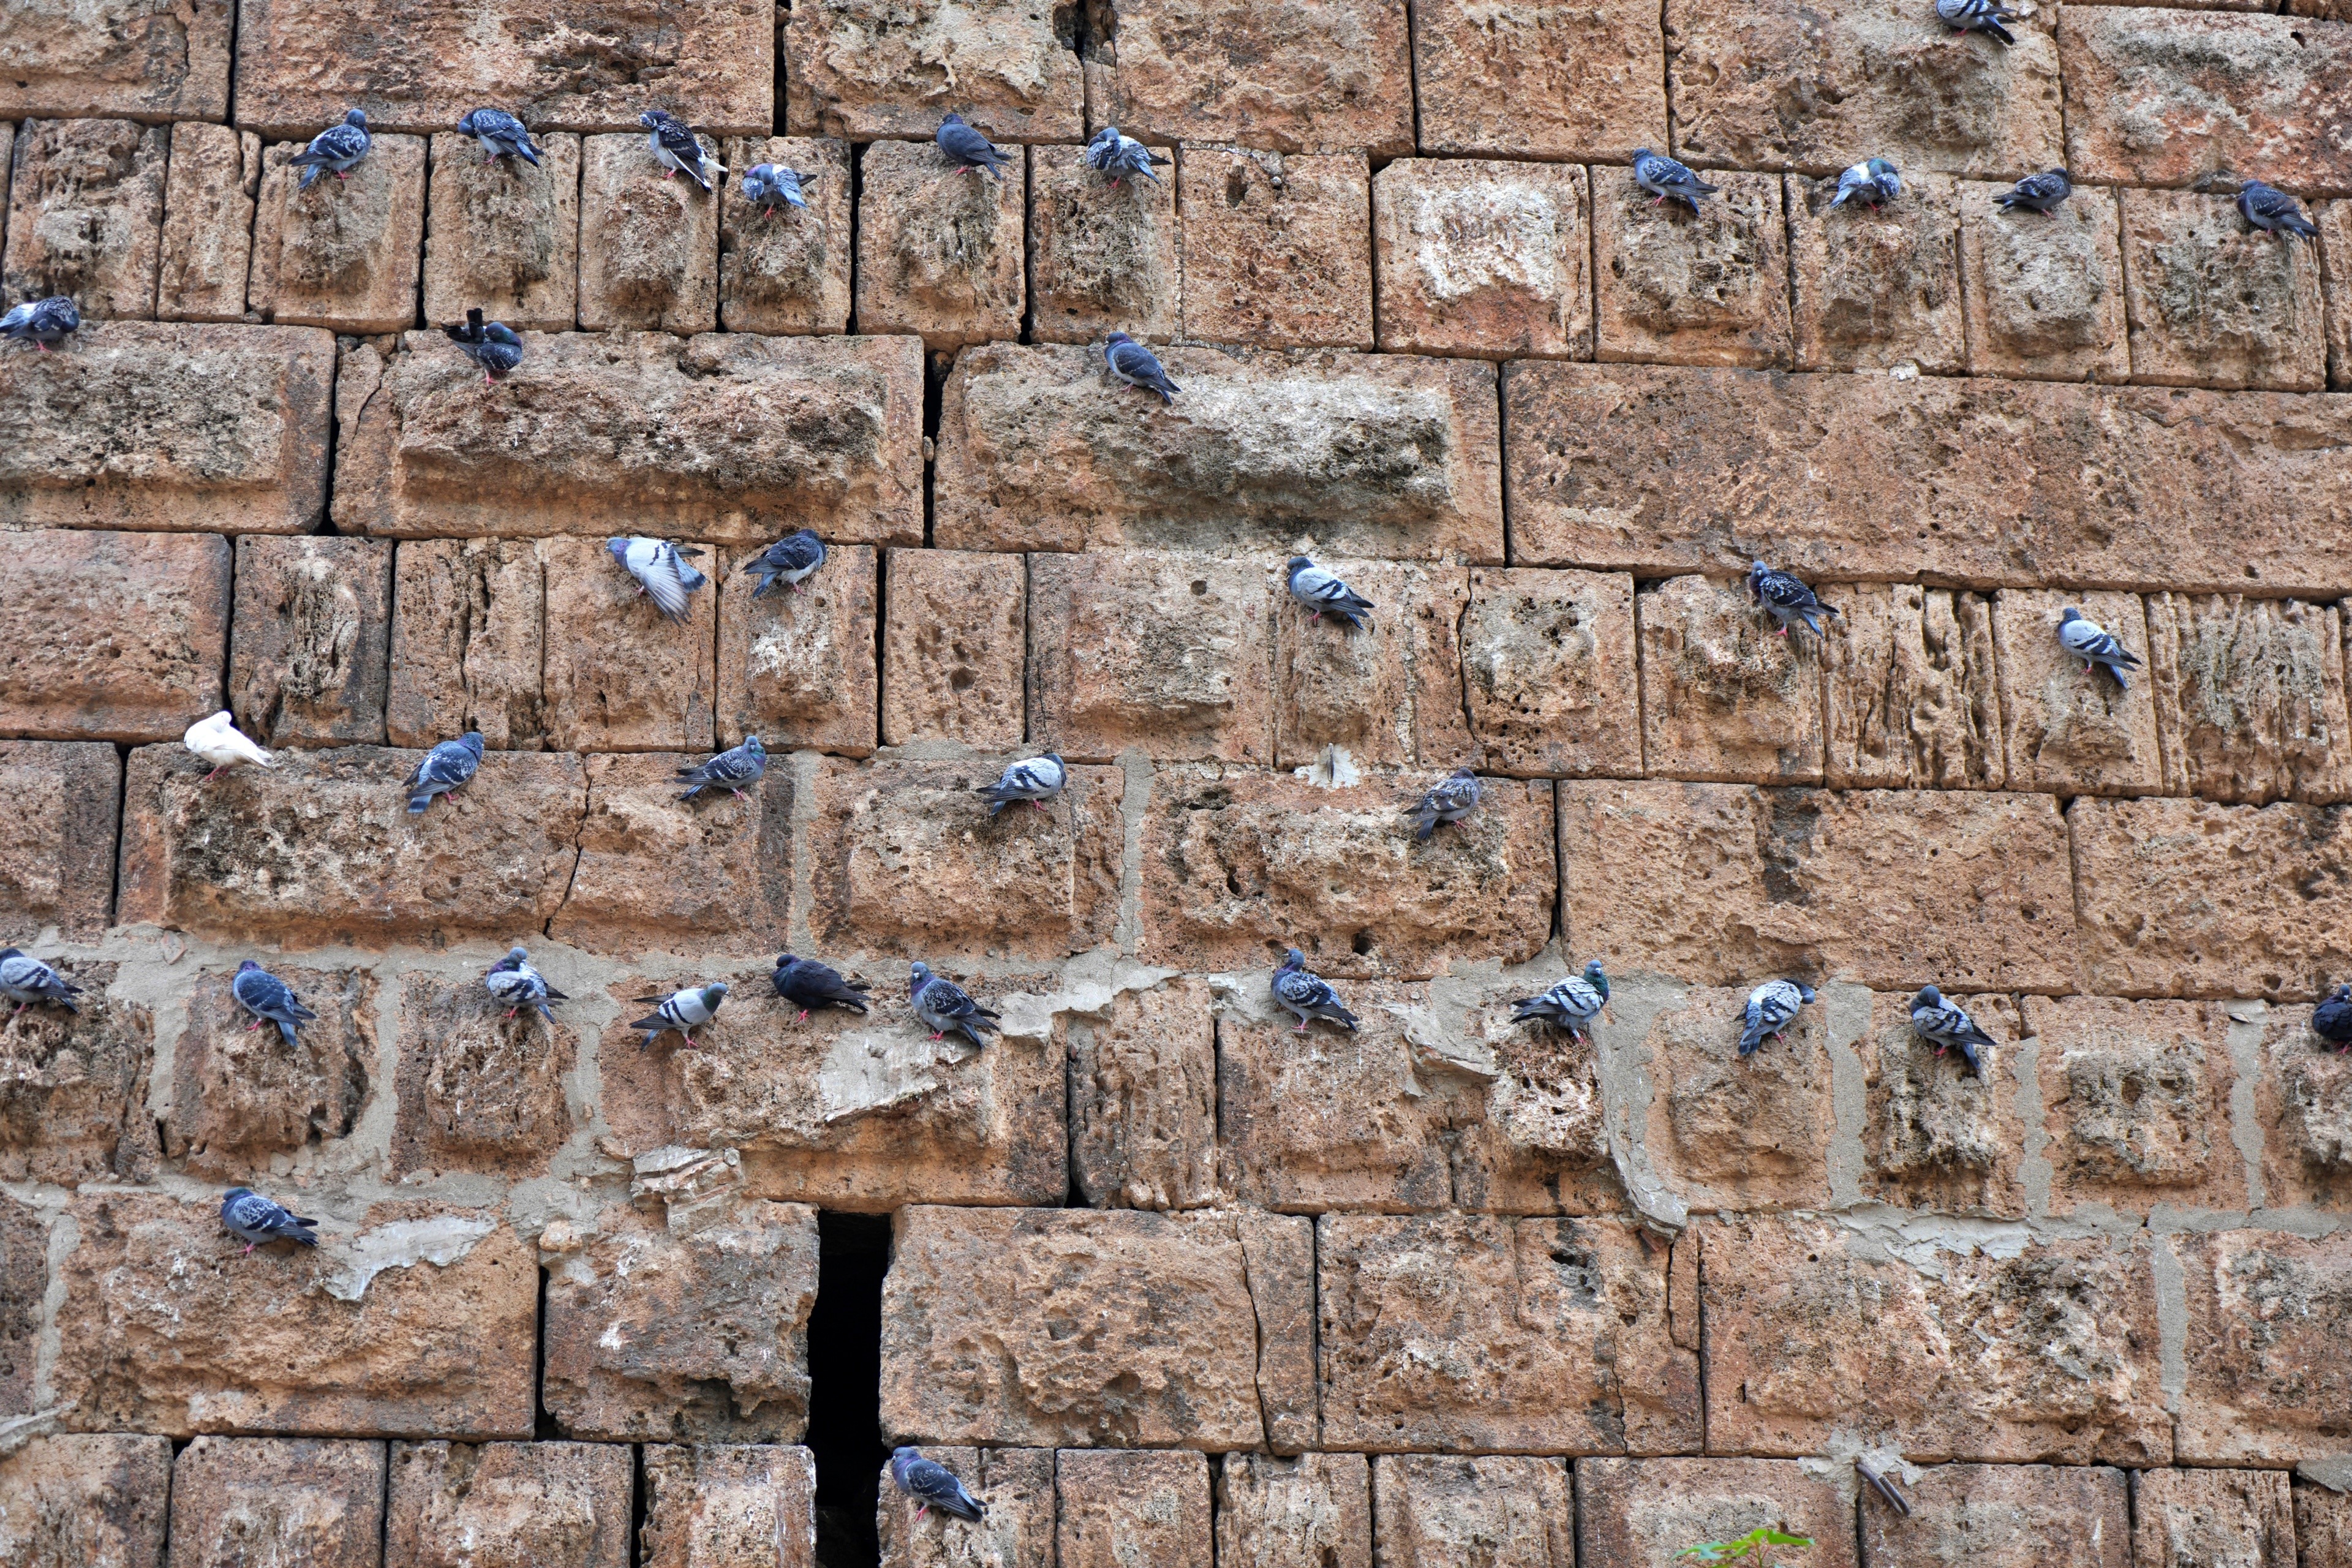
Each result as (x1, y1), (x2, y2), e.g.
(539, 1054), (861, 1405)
(1678, 1526), (1815, 1568)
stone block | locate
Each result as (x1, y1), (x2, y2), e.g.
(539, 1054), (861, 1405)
(2061, 8), (2352, 192)
(1959, 179), (2129, 381)
(0, 1435), (171, 1568)
(1320, 1213), (1697, 1453)
(935, 343), (1502, 560)
(641, 1445), (818, 1568)
(1275, 562), (1472, 771)
(55, 1193), (537, 1438)
(1594, 168), (1793, 368)
(230, 534), (393, 747)
(2149, 594), (2352, 803)
(0, 741), (119, 941)
(2071, 796), (2352, 998)
(390, 971), (576, 1178)
(1373, 159), (1589, 360)
(160, 964), (375, 1178)
(1373, 1455), (1570, 1568)
(421, 129), (581, 332)
(2133, 1468), (2296, 1568)
(719, 137), (854, 336)
(0, 320), (334, 534)
(1578, 1458), (1860, 1568)
(2, 118), (165, 320)
(0, 1), (228, 120)
(1059, 1450), (1212, 1568)
(1411, 0), (1665, 160)
(250, 132), (426, 334)
(1083, 0), (1415, 156)
(540, 535), (717, 752)
(1638, 574), (1826, 783)
(579, 131), (722, 334)
(386, 538), (549, 749)
(1068, 977), (1219, 1210)
(1559, 781), (2075, 991)
(116, 743), (587, 947)
(876, 1446), (1053, 1568)
(717, 541), (877, 753)
(879, 549), (1028, 748)
(1028, 141), (1181, 344)
(1461, 567), (1641, 778)
(786, 0), (1082, 141)
(1821, 582), (2005, 791)
(1859, 989), (2027, 1215)
(159, 122), (263, 323)
(1139, 769), (1554, 978)
(334, 330), (927, 546)
(1028, 551), (1276, 764)
(2176, 1231), (2352, 1463)
(1180, 148), (1373, 350)
(2326, 200), (2352, 388)
(2255, 1002), (2352, 1208)
(0, 962), (157, 1185)
(1860, 1463), (2130, 1568)
(856, 138), (1026, 350)
(2121, 187), (2327, 392)
(0, 1194), (43, 1417)
(1789, 170), (1966, 372)
(385, 1440), (633, 1568)
(2025, 996), (2246, 1213)
(1631, 984), (1836, 1212)
(167, 1436), (387, 1568)
(2300, 1487), (2352, 1568)
(882, 1206), (1314, 1449)
(549, 752), (791, 954)
(0, 528), (229, 742)
(1995, 588), (2162, 794)
(1668, 0), (2064, 176)
(1218, 1453), (1370, 1568)
(802, 758), (1123, 959)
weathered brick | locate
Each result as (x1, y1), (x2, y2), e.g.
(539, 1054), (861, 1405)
(2, 118), (165, 319)
(540, 535), (717, 753)
(1638, 575), (1825, 784)
(2324, 200), (2352, 388)
(880, 549), (1028, 748)
(1593, 168), (1791, 368)
(1028, 141), (1181, 345)
(249, 132), (426, 334)
(391, 971), (576, 1178)
(856, 138), (1027, 350)
(0, 0), (228, 120)
(1274, 562), (1471, 771)
(1180, 148), (1373, 350)
(2298, 1479), (2352, 1568)
(1630, 983), (1835, 1212)
(2176, 1230), (2352, 1464)
(716, 541), (876, 754)
(386, 538), (549, 749)
(1374, 1455), (1570, 1568)
(422, 129), (582, 333)
(167, 1437), (387, 1568)
(1068, 978), (1218, 1210)
(1411, 0), (1665, 160)
(1860, 1463), (2130, 1568)
(1217, 1453), (1371, 1568)
(0, 741), (119, 941)
(2149, 594), (2352, 803)
(2253, 1001), (2352, 1209)
(1959, 179), (2128, 382)
(2132, 1468), (2296, 1568)
(1461, 568), (1641, 779)
(719, 137), (854, 336)
(0, 529), (228, 742)
(0, 1435), (171, 1568)
(0, 1195), (43, 1418)
(159, 122), (262, 323)
(549, 752), (790, 954)
(1579, 1458), (1859, 1568)
(785, 0), (1083, 142)
(160, 964), (375, 1179)
(579, 130), (720, 334)
(641, 1444), (818, 1568)
(230, 535), (393, 747)
(877, 1447), (1053, 1568)
(0, 962), (156, 1185)
(2121, 187), (2327, 391)
(1860, 989), (2026, 1215)
(385, 1440), (633, 1568)
(1821, 582), (2005, 791)
(1373, 159), (1589, 360)
(2026, 996), (2248, 1214)
(1059, 1450), (1213, 1568)
(1788, 170), (1965, 372)
(1995, 588), (2162, 796)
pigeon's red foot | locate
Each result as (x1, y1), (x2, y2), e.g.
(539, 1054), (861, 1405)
(796, 1010), (810, 1024)
(929, 1030), (944, 1041)
(202, 766), (224, 782)
(506, 1008), (519, 1019)
(243, 1242), (256, 1256)
(1294, 1022), (1310, 1034)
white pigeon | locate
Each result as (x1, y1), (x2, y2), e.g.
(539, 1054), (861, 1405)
(184, 710), (275, 782)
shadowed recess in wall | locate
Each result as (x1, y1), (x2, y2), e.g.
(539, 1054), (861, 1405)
(809, 1210), (892, 1568)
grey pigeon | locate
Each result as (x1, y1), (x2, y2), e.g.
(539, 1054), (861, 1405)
(936, 113), (1009, 180)
(2314, 986), (2352, 1053)
(2057, 607), (2141, 691)
(1407, 767), (1483, 841)
(748, 530), (826, 597)
(772, 953), (872, 1022)
(1085, 125), (1169, 187)
(1512, 959), (1611, 1042)
(455, 107), (540, 165)
(1740, 979), (1814, 1057)
(1909, 984), (1994, 1077)
(2237, 179), (2318, 240)
(1997, 168), (2072, 214)
(631, 982), (729, 1047)
(404, 731), (484, 813)
(1273, 948), (1359, 1035)
(1831, 158), (1902, 211)
(220, 1187), (318, 1255)
(890, 1447), (986, 1523)
(1748, 560), (1840, 638)
(608, 536), (709, 622)
(0, 295), (80, 350)
(290, 108), (371, 189)
(1287, 557), (1374, 630)
(677, 735), (767, 801)
(742, 162), (815, 215)
(233, 960), (317, 1048)
(0, 948), (80, 1016)
(1632, 148), (1719, 212)
(1936, 0), (2016, 44)
(911, 962), (1001, 1047)
(445, 307), (523, 385)
(978, 753), (1066, 816)
(484, 946), (565, 1022)
(1104, 332), (1179, 405)
(641, 109), (724, 192)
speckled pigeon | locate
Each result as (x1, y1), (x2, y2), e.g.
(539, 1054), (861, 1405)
(290, 108), (371, 189)
(911, 962), (1001, 1047)
(1103, 332), (1180, 405)
(641, 109), (724, 192)
(2057, 607), (2141, 690)
(1512, 960), (1610, 1042)
(445, 307), (523, 385)
(607, 536), (709, 622)
(891, 1447), (986, 1522)
(935, 113), (1009, 179)
(1997, 168), (2071, 214)
(0, 949), (80, 1016)
(404, 732), (484, 813)
(1936, 0), (2016, 44)
(978, 753), (1066, 816)
(748, 530), (826, 597)
(2315, 986), (2352, 1053)
(1086, 125), (1169, 186)
(1407, 767), (1483, 841)
(1748, 560), (1839, 638)
(233, 960), (317, 1048)
(631, 982), (729, 1047)
(1909, 984), (1996, 1077)
(1287, 557), (1374, 630)
(0, 295), (79, 350)
(742, 162), (815, 215)
(1831, 158), (1902, 211)
(1273, 948), (1359, 1035)
(2237, 179), (2318, 240)
(772, 954), (872, 1022)
(1740, 979), (1814, 1057)
(677, 736), (766, 801)
(484, 946), (565, 1022)
(1632, 148), (1719, 211)
(456, 107), (540, 165)
(221, 1188), (318, 1255)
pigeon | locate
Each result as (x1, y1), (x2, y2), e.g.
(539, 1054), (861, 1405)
(2237, 180), (2318, 241)
(2056, 607), (2141, 691)
(1287, 557), (1374, 631)
(607, 536), (709, 622)
(936, 113), (1009, 180)
(772, 954), (872, 1022)
(1747, 560), (1840, 638)
(1273, 948), (1359, 1035)
(183, 710), (275, 782)
(677, 735), (767, 801)
(2314, 986), (2352, 1053)
(1831, 158), (1902, 211)
(1085, 125), (1169, 187)
(911, 962), (1001, 1047)
(640, 109), (724, 192)
(404, 732), (484, 813)
(1936, 0), (2017, 44)
(1407, 767), (1483, 841)
(890, 1448), (986, 1523)
(741, 162), (816, 216)
(978, 753), (1066, 816)
(0, 295), (80, 350)
(1909, 984), (1996, 1077)
(484, 947), (565, 1022)
(233, 960), (317, 1049)
(747, 530), (827, 597)
(631, 982), (729, 1047)
(445, 307), (523, 385)
(1739, 979), (1815, 1057)
(455, 107), (541, 165)
(1103, 332), (1180, 405)
(1511, 960), (1611, 1042)
(290, 108), (371, 189)
(0, 949), (80, 1016)
(1632, 148), (1719, 212)
(1997, 168), (2073, 214)
(221, 1188), (319, 1255)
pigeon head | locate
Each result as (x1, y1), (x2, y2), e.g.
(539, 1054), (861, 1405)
(1450, 766), (1476, 780)
(484, 322), (521, 347)
(1632, 146), (1656, 163)
(910, 961), (933, 997)
(1106, 331), (1136, 349)
(505, 945), (530, 963)
(1286, 557), (1316, 582)
(1797, 982), (1819, 1003)
(701, 982), (729, 1006)
(223, 1185), (255, 1203)
(1913, 984), (1943, 1008)
(606, 537), (631, 565)
(0, 948), (20, 963)
(890, 1448), (921, 1480)
(941, 112), (969, 129)
(743, 736), (765, 758)
(236, 959), (263, 975)
(1583, 959), (1608, 995)
(1867, 158), (1897, 178)
(1747, 559), (1771, 579)
(458, 733), (485, 758)
(1090, 125), (1118, 148)
(2049, 167), (2071, 181)
(775, 952), (797, 967)
(2059, 606), (2083, 625)
(1281, 947), (1306, 970)
(344, 109), (368, 129)
(639, 109), (670, 130)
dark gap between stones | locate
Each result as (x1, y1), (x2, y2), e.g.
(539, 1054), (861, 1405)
(809, 1210), (892, 1568)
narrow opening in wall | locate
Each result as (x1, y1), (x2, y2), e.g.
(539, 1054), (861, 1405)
(808, 1210), (892, 1568)
(534, 1265), (562, 1439)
